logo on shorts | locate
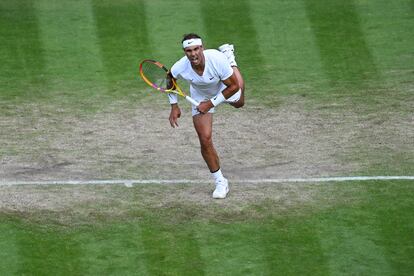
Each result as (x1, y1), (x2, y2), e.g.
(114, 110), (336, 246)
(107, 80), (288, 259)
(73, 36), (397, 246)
(209, 77), (214, 80)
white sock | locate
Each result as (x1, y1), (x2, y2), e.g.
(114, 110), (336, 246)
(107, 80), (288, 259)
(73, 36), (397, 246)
(211, 169), (225, 182)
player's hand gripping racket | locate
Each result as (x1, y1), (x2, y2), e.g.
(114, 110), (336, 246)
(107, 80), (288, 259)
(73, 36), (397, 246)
(139, 59), (199, 106)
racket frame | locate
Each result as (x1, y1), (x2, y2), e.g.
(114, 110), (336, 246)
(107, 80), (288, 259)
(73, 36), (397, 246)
(139, 59), (199, 106)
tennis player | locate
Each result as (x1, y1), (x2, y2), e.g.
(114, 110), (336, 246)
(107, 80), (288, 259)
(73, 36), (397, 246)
(167, 33), (245, 199)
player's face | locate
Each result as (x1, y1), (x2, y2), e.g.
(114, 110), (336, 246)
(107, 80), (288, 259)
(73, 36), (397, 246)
(184, 45), (204, 67)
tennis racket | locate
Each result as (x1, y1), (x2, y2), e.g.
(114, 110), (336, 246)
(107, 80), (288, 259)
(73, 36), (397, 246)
(139, 59), (199, 106)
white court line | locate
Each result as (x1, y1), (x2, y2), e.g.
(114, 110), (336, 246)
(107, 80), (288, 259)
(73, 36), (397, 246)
(0, 176), (413, 187)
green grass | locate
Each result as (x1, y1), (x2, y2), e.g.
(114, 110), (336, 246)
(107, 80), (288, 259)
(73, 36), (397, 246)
(2, 0), (412, 108)
(0, 0), (413, 275)
(1, 181), (413, 275)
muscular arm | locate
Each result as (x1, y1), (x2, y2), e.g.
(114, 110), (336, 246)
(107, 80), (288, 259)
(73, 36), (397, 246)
(197, 71), (240, 114)
(220, 72), (240, 99)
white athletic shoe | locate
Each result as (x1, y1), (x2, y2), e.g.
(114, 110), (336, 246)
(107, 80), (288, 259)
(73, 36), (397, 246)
(212, 178), (229, 199)
(218, 44), (237, 67)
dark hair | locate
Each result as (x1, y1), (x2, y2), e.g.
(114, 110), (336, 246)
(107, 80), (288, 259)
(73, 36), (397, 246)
(181, 33), (202, 43)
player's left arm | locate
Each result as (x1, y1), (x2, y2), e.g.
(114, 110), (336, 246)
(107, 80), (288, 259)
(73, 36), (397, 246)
(220, 73), (240, 99)
(197, 72), (239, 114)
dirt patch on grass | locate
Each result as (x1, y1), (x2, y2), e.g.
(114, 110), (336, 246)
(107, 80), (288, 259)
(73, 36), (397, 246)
(0, 96), (412, 218)
(1, 97), (363, 182)
(0, 181), (327, 225)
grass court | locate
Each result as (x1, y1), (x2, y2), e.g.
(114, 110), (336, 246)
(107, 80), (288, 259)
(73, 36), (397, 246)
(0, 0), (413, 275)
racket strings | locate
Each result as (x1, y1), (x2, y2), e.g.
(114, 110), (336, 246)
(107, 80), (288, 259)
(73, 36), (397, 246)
(141, 62), (168, 89)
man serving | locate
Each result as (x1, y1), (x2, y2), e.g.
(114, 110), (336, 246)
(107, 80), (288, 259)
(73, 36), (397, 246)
(168, 33), (245, 199)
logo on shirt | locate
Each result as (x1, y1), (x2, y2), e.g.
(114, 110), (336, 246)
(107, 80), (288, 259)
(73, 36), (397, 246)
(209, 77), (214, 80)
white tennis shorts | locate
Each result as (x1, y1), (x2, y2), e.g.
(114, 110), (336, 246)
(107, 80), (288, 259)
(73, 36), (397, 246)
(191, 89), (242, 116)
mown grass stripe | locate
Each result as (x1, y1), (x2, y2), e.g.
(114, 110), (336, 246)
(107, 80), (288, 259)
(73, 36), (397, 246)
(316, 180), (414, 275)
(248, 0), (326, 96)
(354, 0), (414, 84)
(0, 0), (46, 100)
(200, 0), (268, 98)
(144, 0), (205, 65)
(318, 217), (392, 275)
(195, 223), (269, 275)
(91, 0), (151, 88)
(304, 0), (379, 87)
(34, 0), (105, 90)
(0, 224), (20, 274)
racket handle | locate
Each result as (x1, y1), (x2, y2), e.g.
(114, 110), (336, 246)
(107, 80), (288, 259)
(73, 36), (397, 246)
(185, 96), (199, 106)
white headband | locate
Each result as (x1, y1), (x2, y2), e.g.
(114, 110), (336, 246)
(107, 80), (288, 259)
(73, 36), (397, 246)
(182, 38), (202, 48)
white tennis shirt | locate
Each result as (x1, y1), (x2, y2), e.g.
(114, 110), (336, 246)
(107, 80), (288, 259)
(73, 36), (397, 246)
(171, 49), (233, 99)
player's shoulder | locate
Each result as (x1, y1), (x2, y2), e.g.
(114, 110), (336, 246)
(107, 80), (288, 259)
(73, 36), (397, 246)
(204, 49), (228, 66)
(204, 49), (225, 58)
(204, 49), (232, 78)
(171, 55), (190, 75)
(173, 55), (190, 68)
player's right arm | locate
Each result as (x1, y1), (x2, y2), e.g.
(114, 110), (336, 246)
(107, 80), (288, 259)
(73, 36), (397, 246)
(167, 71), (181, 128)
(169, 103), (181, 128)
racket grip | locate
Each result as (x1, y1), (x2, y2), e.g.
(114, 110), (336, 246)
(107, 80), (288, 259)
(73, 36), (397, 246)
(185, 96), (199, 106)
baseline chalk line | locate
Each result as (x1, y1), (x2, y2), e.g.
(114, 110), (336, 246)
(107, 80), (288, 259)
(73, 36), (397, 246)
(0, 176), (413, 187)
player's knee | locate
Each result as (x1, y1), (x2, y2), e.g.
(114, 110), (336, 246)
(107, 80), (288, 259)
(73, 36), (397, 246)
(199, 134), (213, 148)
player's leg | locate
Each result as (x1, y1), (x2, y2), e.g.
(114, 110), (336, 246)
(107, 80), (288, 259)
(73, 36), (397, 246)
(193, 113), (219, 172)
(193, 113), (229, 199)
(219, 44), (245, 108)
